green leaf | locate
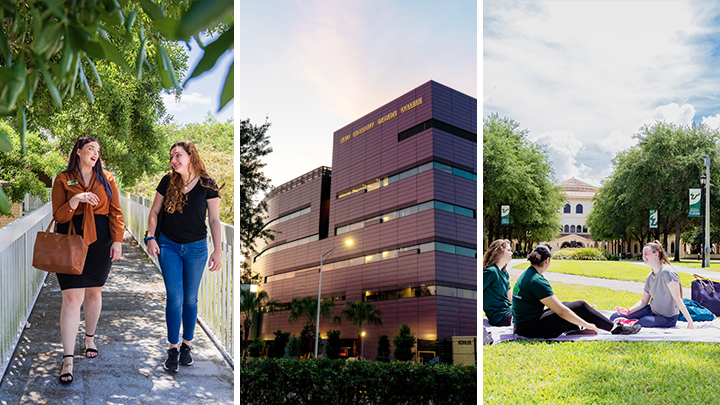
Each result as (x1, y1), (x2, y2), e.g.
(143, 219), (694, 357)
(78, 62), (95, 104)
(83, 39), (105, 59)
(98, 7), (124, 27)
(0, 186), (10, 216)
(18, 104), (26, 154)
(34, 23), (63, 57)
(125, 10), (137, 32)
(156, 42), (179, 88)
(219, 61), (233, 110)
(184, 26), (233, 84)
(0, 24), (11, 65)
(98, 37), (132, 74)
(59, 34), (74, 80)
(41, 0), (68, 21)
(135, 38), (146, 79)
(0, 128), (12, 152)
(152, 17), (180, 40)
(84, 56), (103, 86)
(139, 0), (166, 21)
(0, 67), (14, 82)
(27, 70), (39, 103)
(177, 0), (233, 40)
(35, 53), (63, 108)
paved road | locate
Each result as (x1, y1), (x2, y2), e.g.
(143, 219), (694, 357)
(506, 259), (719, 297)
(0, 231), (233, 405)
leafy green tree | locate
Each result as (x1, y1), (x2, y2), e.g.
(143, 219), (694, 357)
(335, 301), (383, 357)
(376, 334), (391, 362)
(0, 0), (233, 213)
(392, 323), (416, 362)
(286, 336), (302, 359)
(269, 330), (290, 359)
(483, 113), (564, 247)
(288, 296), (336, 356)
(240, 118), (274, 283)
(240, 288), (280, 360)
(247, 338), (265, 358)
(587, 122), (720, 261)
(0, 122), (65, 213)
(325, 330), (342, 360)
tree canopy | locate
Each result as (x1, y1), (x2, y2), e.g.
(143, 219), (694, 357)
(586, 121), (720, 260)
(483, 113), (564, 247)
(0, 0), (233, 214)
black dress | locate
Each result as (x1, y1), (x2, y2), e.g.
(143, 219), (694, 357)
(56, 214), (113, 290)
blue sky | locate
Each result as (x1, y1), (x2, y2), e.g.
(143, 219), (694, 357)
(483, 1), (720, 187)
(241, 0), (477, 187)
(161, 34), (234, 125)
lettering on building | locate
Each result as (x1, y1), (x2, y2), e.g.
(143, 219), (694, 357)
(341, 97), (423, 145)
(377, 110), (397, 125)
(401, 97), (422, 113)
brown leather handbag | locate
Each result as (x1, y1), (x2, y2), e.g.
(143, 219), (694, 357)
(32, 219), (88, 275)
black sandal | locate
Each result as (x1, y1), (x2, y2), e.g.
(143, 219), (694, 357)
(59, 354), (74, 385)
(85, 334), (98, 358)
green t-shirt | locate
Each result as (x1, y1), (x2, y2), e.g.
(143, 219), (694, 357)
(512, 266), (555, 323)
(483, 264), (511, 324)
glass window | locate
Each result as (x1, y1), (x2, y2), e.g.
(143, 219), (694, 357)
(454, 206), (474, 218)
(398, 205), (418, 218)
(365, 215), (381, 225)
(337, 225), (349, 235)
(381, 250), (398, 260)
(366, 180), (381, 192)
(365, 253), (381, 263)
(338, 191), (352, 199)
(398, 245), (419, 253)
(455, 246), (477, 258)
(417, 201), (433, 212)
(436, 286), (457, 298)
(576, 204), (583, 214)
(435, 201), (454, 213)
(418, 162), (433, 173)
(434, 162), (453, 174)
(334, 260), (348, 269)
(287, 240), (299, 249)
(563, 204), (571, 213)
(387, 174), (400, 184)
(457, 289), (477, 300)
(382, 211), (397, 222)
(350, 222), (365, 232)
(381, 177), (389, 187)
(452, 168), (474, 180)
(276, 244), (286, 252)
(418, 242), (434, 253)
(435, 243), (455, 254)
(398, 288), (414, 299)
(418, 285), (436, 296)
(310, 235), (319, 242)
(323, 262), (335, 271)
(347, 257), (363, 267)
(399, 167), (418, 180)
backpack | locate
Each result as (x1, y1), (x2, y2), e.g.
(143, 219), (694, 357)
(678, 298), (716, 322)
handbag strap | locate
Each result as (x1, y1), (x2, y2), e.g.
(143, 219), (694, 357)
(45, 218), (77, 235)
(694, 273), (716, 293)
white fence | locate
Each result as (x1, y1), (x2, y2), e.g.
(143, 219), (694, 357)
(0, 204), (51, 380)
(118, 191), (234, 368)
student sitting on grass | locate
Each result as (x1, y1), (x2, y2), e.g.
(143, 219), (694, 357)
(512, 245), (641, 338)
(611, 241), (695, 330)
(483, 239), (513, 326)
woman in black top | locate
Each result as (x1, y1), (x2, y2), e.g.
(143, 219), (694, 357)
(145, 141), (222, 373)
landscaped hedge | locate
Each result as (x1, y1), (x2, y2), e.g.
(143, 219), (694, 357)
(240, 358), (476, 405)
(552, 247), (608, 260)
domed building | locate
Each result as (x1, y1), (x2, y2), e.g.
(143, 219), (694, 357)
(544, 178), (604, 251)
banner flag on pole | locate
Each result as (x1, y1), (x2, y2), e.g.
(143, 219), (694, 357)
(689, 189), (701, 217)
(650, 209), (658, 229)
(501, 205), (510, 225)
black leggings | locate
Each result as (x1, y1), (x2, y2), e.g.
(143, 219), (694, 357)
(514, 300), (614, 339)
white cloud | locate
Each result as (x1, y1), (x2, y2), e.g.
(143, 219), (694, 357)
(652, 103), (696, 126)
(599, 130), (637, 154)
(702, 114), (720, 129)
(533, 130), (589, 181)
(161, 92), (212, 112)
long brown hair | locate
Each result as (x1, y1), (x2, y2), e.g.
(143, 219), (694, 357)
(164, 141), (219, 214)
(645, 240), (682, 297)
(64, 137), (112, 199)
(483, 239), (511, 270)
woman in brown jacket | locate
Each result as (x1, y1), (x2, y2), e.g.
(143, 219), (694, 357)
(51, 137), (124, 384)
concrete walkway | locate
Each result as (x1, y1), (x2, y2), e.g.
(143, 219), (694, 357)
(506, 259), (718, 297)
(0, 231), (233, 405)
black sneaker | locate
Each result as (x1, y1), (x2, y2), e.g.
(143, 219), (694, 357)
(179, 343), (194, 366)
(164, 348), (179, 373)
(620, 323), (642, 335)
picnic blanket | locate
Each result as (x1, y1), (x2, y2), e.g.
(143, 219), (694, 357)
(484, 310), (720, 344)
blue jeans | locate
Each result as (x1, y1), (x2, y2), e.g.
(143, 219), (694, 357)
(157, 233), (208, 344)
(610, 305), (677, 328)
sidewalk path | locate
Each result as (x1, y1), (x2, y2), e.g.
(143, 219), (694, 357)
(0, 231), (233, 405)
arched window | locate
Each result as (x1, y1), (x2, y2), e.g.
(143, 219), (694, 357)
(564, 204), (571, 213)
(576, 204), (583, 214)
(671, 242), (675, 253)
(570, 225), (576, 233)
(583, 226), (588, 233)
(564, 225), (569, 233)
(634, 244), (638, 254)
(577, 224), (582, 233)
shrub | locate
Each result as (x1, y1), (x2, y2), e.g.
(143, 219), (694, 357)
(300, 324), (315, 357)
(248, 338), (265, 358)
(552, 247), (607, 261)
(239, 358), (477, 405)
(269, 330), (290, 359)
(376, 334), (391, 362)
(392, 323), (416, 361)
(287, 336), (303, 358)
(325, 330), (341, 360)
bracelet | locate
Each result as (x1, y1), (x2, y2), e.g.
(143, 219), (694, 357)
(144, 235), (156, 245)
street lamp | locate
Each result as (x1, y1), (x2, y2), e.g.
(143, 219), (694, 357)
(314, 239), (352, 359)
(361, 331), (366, 359)
(701, 174), (707, 268)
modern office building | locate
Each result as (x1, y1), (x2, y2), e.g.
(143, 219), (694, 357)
(252, 80), (477, 361)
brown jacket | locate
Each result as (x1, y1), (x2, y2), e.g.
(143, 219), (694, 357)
(52, 170), (124, 245)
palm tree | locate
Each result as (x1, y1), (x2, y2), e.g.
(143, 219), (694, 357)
(288, 296), (336, 356)
(240, 288), (280, 360)
(336, 301), (383, 357)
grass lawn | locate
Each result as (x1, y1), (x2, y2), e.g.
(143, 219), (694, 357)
(666, 259), (720, 272)
(484, 282), (720, 404)
(512, 260), (698, 287)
